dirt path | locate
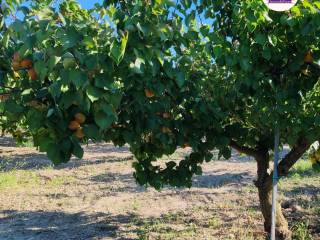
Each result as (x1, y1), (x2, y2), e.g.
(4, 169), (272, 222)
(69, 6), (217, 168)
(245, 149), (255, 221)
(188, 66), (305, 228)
(0, 138), (318, 240)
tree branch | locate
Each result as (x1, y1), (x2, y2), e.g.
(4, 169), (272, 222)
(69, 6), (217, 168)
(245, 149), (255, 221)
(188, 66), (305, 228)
(229, 140), (263, 158)
(264, 137), (310, 192)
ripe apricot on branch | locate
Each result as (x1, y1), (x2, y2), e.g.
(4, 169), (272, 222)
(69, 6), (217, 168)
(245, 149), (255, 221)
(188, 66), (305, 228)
(145, 89), (155, 98)
(69, 121), (81, 131)
(304, 51), (313, 63)
(74, 113), (86, 124)
(75, 128), (85, 139)
(28, 68), (38, 80)
(21, 59), (33, 69)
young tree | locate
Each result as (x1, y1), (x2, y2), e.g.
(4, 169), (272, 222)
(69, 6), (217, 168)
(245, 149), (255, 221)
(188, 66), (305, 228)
(0, 0), (319, 239)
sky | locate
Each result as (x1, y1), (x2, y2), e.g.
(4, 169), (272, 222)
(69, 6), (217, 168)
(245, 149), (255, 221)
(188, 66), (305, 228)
(74, 0), (103, 9)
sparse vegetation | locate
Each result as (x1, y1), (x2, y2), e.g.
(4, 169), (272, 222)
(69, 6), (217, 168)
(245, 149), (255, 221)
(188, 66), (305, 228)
(0, 141), (318, 239)
(288, 158), (315, 179)
(0, 171), (40, 189)
(291, 222), (313, 240)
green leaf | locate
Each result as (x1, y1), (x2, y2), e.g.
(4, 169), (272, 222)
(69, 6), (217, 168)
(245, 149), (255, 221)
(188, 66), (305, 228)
(86, 86), (103, 102)
(36, 134), (54, 152)
(255, 33), (266, 46)
(110, 32), (129, 65)
(219, 147), (231, 159)
(175, 71), (186, 88)
(4, 100), (24, 114)
(26, 109), (45, 131)
(48, 56), (61, 70)
(108, 92), (122, 109)
(49, 81), (62, 98)
(130, 58), (145, 74)
(34, 61), (48, 81)
(195, 166), (202, 175)
(268, 35), (277, 46)
(94, 111), (114, 129)
(47, 144), (62, 165)
(83, 124), (101, 140)
(205, 152), (213, 162)
(155, 0), (175, 6)
(155, 50), (164, 66)
(63, 58), (76, 69)
(72, 140), (84, 159)
(262, 48), (271, 60)
(213, 45), (223, 58)
(95, 74), (109, 89)
(240, 58), (251, 71)
(101, 104), (114, 115)
(69, 70), (88, 89)
(83, 36), (96, 49)
(59, 91), (81, 108)
(58, 29), (81, 50)
(314, 1), (320, 9)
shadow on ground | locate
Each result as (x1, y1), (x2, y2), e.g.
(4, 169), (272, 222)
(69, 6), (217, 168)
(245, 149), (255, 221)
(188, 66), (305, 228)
(0, 137), (17, 147)
(283, 183), (320, 237)
(86, 170), (254, 196)
(0, 206), (267, 240)
(0, 140), (133, 172)
(0, 153), (52, 171)
(0, 210), (137, 240)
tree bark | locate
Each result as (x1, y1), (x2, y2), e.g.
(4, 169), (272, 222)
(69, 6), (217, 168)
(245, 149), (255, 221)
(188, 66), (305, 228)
(255, 153), (292, 240)
(230, 138), (310, 239)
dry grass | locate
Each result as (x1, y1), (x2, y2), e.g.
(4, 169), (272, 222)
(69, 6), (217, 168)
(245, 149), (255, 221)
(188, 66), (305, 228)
(0, 138), (319, 240)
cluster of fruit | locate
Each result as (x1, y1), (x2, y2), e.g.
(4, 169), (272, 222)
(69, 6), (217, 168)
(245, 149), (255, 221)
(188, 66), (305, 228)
(12, 52), (38, 80)
(68, 113), (86, 139)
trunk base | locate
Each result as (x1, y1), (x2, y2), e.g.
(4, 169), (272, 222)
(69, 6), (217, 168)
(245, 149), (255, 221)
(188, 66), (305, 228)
(259, 187), (292, 240)
(265, 225), (292, 240)
(276, 227), (292, 240)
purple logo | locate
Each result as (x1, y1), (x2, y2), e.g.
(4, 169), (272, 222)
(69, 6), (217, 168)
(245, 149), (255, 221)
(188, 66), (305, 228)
(269, 0), (292, 2)
(264, 0), (297, 11)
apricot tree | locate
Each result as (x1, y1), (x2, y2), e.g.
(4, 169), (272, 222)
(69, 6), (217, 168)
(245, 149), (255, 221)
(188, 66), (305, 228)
(0, 0), (320, 239)
(200, 1), (320, 238)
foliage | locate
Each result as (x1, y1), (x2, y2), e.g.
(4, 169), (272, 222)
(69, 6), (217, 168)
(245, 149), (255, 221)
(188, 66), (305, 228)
(291, 221), (313, 240)
(0, 0), (319, 191)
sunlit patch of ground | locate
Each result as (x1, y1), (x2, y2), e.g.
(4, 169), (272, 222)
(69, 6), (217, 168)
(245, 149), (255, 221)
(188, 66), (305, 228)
(0, 137), (318, 240)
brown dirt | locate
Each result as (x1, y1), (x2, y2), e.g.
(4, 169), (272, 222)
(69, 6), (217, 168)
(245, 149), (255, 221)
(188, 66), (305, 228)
(0, 137), (318, 240)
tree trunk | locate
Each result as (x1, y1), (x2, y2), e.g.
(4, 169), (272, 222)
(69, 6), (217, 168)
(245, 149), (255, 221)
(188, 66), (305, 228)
(257, 182), (292, 239)
(230, 138), (310, 239)
(255, 154), (292, 240)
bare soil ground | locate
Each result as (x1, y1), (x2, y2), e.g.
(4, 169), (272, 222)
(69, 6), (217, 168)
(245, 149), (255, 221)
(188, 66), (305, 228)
(0, 137), (319, 240)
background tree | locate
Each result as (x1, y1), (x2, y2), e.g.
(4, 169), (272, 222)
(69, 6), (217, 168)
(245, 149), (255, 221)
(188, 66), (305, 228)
(0, 0), (319, 239)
